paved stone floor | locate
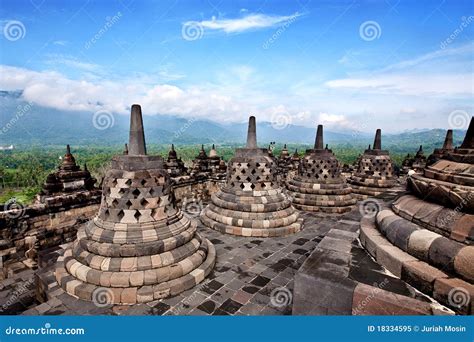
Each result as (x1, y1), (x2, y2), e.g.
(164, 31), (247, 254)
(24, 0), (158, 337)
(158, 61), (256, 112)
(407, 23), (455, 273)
(1, 188), (412, 316)
(118, 210), (333, 316)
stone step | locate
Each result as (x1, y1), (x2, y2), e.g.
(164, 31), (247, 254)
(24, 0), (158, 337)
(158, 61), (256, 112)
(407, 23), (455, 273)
(376, 209), (474, 283)
(360, 217), (473, 314)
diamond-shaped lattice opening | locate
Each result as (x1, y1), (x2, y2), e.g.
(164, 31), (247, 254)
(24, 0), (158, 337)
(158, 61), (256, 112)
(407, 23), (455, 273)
(125, 179), (132, 186)
(132, 188), (141, 198)
(126, 200), (133, 208)
(261, 183), (266, 188)
(149, 188), (156, 196)
(104, 209), (110, 218)
(111, 199), (119, 207)
(134, 211), (141, 220)
(251, 169), (256, 175)
(255, 163), (260, 167)
(236, 176), (241, 181)
(140, 198), (148, 207)
(241, 169), (246, 174)
(118, 188), (126, 194)
(240, 183), (245, 189)
(250, 183), (256, 189)
(111, 179), (118, 186)
(117, 210), (124, 220)
(246, 176), (252, 182)
(141, 179), (147, 186)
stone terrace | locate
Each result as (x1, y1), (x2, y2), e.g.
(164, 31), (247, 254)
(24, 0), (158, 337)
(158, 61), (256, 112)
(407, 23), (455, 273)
(10, 186), (445, 316)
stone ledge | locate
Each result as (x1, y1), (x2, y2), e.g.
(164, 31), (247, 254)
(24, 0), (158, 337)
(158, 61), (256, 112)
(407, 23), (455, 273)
(294, 216), (443, 315)
(360, 216), (472, 315)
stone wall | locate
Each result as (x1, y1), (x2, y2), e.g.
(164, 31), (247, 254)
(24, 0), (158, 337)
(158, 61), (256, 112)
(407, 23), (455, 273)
(172, 177), (225, 204)
(0, 177), (225, 279)
(0, 203), (99, 279)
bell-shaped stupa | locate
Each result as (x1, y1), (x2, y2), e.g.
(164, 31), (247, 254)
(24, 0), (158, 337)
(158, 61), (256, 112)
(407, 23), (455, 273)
(200, 116), (303, 237)
(349, 129), (396, 198)
(55, 105), (215, 304)
(287, 125), (356, 213)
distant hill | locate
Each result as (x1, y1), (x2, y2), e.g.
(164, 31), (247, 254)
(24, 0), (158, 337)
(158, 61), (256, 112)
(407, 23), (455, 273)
(0, 93), (466, 151)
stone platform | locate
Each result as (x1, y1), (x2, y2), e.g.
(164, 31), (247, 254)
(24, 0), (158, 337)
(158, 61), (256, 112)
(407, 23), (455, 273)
(22, 190), (455, 316)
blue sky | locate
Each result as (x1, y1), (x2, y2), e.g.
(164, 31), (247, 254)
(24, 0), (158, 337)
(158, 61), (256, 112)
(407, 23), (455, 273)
(0, 0), (473, 132)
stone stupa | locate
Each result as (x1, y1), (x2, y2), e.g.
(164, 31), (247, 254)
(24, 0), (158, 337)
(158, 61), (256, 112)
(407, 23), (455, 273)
(164, 144), (187, 177)
(360, 117), (474, 314)
(349, 129), (396, 198)
(287, 125), (356, 213)
(200, 116), (303, 237)
(37, 145), (101, 206)
(55, 105), (215, 304)
(426, 129), (454, 166)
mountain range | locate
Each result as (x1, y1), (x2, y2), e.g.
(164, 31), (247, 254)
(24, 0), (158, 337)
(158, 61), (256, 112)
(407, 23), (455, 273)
(0, 92), (466, 152)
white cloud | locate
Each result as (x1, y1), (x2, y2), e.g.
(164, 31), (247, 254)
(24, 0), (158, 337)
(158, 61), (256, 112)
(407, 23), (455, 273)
(44, 54), (101, 73)
(188, 12), (301, 34)
(318, 113), (353, 129)
(326, 43), (474, 97)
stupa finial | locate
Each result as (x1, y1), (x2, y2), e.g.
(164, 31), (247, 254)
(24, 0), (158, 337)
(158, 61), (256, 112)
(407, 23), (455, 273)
(373, 129), (382, 150)
(314, 124), (323, 149)
(443, 130), (453, 150)
(246, 116), (257, 149)
(128, 104), (147, 155)
(460, 116), (474, 149)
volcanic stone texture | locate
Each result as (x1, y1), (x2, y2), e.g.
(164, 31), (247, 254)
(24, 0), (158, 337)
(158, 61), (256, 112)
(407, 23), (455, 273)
(55, 105), (215, 304)
(287, 125), (356, 213)
(349, 129), (396, 198)
(201, 116), (303, 237)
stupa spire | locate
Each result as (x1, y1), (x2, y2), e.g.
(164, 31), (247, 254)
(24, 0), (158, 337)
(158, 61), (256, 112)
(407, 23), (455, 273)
(128, 104), (147, 155)
(443, 130), (453, 150)
(460, 116), (474, 149)
(314, 125), (323, 149)
(246, 116), (257, 149)
(373, 129), (382, 150)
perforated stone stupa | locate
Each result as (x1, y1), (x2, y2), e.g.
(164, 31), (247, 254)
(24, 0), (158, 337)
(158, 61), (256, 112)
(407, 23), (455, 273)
(55, 104), (215, 304)
(287, 125), (356, 213)
(37, 145), (100, 204)
(200, 116), (303, 237)
(349, 129), (396, 198)
(360, 117), (474, 314)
